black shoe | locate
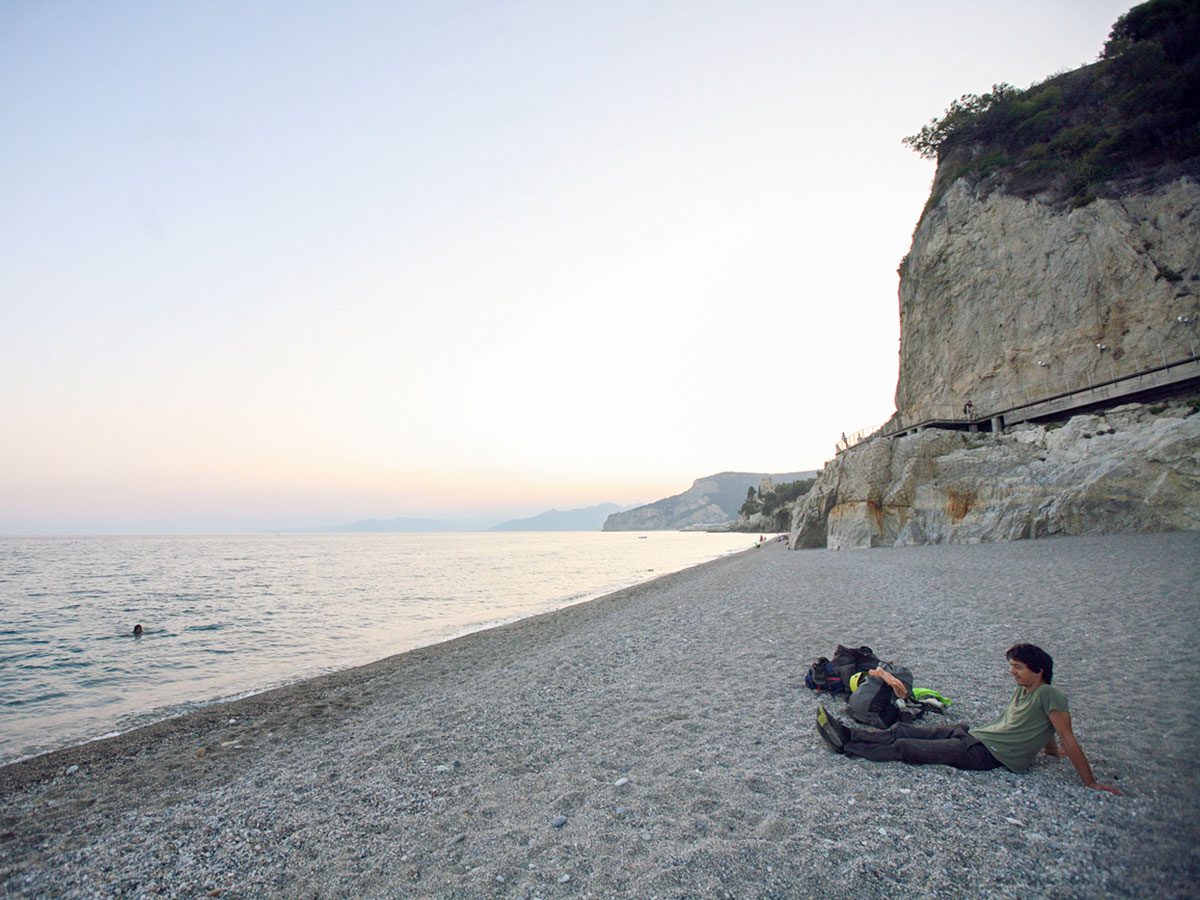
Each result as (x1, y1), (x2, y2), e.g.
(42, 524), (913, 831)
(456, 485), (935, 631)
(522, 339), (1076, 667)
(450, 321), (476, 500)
(816, 704), (849, 753)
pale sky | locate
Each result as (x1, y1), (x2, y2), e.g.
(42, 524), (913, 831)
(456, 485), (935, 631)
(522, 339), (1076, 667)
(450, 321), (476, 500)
(1, 0), (1133, 533)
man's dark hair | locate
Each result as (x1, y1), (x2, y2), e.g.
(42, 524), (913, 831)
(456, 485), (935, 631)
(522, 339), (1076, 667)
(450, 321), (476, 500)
(1007, 643), (1053, 684)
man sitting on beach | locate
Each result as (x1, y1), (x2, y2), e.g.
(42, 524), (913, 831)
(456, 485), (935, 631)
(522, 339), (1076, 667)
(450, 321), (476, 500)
(816, 643), (1122, 795)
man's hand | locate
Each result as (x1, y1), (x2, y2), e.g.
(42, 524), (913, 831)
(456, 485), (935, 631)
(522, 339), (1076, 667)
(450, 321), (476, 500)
(1049, 710), (1122, 795)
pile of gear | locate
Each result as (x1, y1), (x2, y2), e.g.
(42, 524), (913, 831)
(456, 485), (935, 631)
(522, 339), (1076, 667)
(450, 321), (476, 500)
(805, 644), (951, 729)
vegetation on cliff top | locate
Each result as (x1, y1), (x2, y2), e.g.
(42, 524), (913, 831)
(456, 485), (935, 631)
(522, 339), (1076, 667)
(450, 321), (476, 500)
(905, 0), (1200, 209)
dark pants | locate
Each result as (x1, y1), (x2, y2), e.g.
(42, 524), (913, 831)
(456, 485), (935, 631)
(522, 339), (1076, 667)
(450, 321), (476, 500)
(843, 722), (1002, 770)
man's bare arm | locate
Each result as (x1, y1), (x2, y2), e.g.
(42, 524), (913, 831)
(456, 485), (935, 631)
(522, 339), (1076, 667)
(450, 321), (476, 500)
(1048, 710), (1122, 795)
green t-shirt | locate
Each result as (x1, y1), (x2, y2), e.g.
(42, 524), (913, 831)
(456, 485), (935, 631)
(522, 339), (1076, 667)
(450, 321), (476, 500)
(968, 683), (1068, 773)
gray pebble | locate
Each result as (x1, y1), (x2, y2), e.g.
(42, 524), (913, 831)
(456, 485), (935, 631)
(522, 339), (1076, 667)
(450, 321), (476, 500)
(614, 777), (629, 787)
(558, 874), (571, 884)
(449, 832), (466, 845)
(550, 815), (567, 828)
(65, 765), (80, 776)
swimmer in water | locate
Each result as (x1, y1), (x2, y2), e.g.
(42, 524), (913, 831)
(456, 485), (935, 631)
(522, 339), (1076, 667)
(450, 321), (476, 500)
(133, 624), (144, 636)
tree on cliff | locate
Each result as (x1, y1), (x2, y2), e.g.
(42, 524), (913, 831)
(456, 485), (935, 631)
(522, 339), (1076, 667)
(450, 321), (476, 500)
(904, 0), (1200, 206)
(902, 83), (1018, 160)
(740, 486), (761, 517)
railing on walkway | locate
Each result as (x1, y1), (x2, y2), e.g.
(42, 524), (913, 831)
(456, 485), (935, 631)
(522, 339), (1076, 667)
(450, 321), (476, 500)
(834, 424), (886, 454)
(834, 316), (1199, 455)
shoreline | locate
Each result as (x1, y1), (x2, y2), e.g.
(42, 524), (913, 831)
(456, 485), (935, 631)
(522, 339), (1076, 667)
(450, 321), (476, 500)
(0, 535), (753, 777)
(0, 544), (757, 791)
(3, 533), (1198, 899)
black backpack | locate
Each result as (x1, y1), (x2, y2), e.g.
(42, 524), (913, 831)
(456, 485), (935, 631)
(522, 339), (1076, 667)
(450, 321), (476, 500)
(847, 663), (914, 729)
(831, 644), (879, 687)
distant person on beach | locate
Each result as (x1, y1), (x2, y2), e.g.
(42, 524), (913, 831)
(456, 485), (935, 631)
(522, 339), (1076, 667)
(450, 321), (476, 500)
(816, 643), (1122, 794)
(132, 624), (143, 636)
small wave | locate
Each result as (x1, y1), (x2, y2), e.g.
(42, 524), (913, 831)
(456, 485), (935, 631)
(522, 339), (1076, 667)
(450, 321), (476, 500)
(21, 659), (90, 671)
(79, 676), (124, 689)
(4, 689), (69, 706)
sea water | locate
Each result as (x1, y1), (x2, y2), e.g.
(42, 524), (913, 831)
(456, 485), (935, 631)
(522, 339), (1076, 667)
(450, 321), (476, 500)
(0, 531), (758, 764)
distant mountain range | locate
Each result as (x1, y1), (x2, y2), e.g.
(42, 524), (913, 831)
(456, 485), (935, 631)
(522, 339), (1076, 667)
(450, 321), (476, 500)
(280, 515), (503, 533)
(278, 503), (639, 533)
(489, 503), (636, 532)
(279, 473), (820, 535)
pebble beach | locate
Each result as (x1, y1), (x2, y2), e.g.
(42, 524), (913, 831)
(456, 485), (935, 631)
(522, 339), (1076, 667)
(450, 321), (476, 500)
(2, 532), (1198, 899)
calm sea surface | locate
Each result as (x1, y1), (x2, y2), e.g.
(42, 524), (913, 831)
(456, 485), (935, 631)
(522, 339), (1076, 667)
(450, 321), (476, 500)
(0, 532), (758, 765)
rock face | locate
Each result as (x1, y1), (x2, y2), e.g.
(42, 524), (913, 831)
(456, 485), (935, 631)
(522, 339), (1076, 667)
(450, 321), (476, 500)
(737, 510), (781, 532)
(894, 176), (1200, 426)
(791, 399), (1200, 549)
(603, 471), (815, 531)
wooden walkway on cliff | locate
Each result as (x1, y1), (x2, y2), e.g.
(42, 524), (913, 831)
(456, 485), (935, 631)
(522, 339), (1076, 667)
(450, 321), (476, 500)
(837, 323), (1200, 454)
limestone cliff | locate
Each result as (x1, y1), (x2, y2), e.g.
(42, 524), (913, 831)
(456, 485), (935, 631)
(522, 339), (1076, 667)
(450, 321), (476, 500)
(794, 173), (1200, 550)
(792, 397), (1200, 549)
(894, 175), (1200, 426)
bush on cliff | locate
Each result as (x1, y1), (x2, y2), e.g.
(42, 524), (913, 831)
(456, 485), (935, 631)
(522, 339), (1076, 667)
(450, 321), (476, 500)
(905, 0), (1200, 208)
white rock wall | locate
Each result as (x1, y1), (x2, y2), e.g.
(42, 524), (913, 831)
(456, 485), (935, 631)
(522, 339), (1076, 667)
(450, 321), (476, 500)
(895, 176), (1200, 423)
